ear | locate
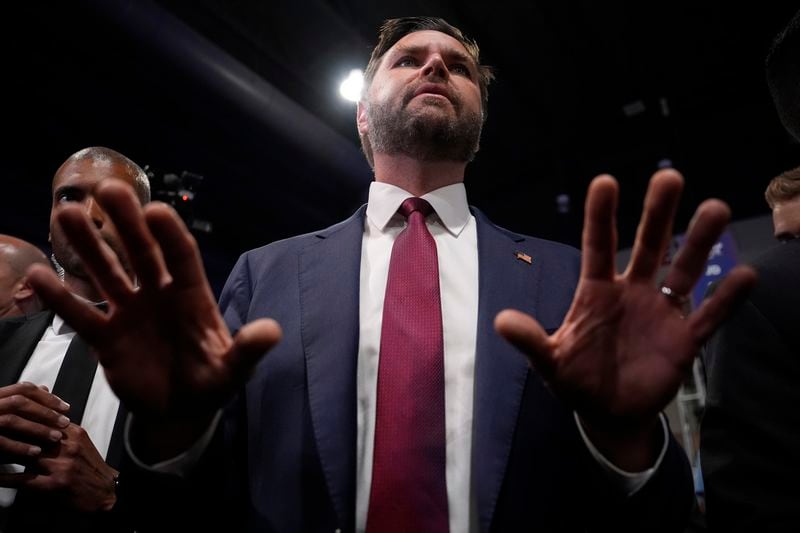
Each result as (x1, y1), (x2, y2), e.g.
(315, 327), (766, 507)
(13, 279), (35, 303)
(356, 101), (369, 137)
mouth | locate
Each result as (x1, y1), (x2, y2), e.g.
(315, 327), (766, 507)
(413, 83), (452, 101)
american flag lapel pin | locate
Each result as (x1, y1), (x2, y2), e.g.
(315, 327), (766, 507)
(514, 251), (532, 265)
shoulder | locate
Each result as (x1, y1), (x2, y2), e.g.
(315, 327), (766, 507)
(235, 205), (367, 272)
(0, 311), (52, 346)
(746, 241), (799, 302)
(0, 310), (51, 331)
(220, 206), (366, 307)
(471, 206), (581, 261)
(750, 239), (800, 274)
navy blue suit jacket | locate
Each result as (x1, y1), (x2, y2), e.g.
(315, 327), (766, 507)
(131, 206), (692, 532)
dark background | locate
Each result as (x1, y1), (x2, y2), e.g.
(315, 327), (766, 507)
(4, 0), (799, 294)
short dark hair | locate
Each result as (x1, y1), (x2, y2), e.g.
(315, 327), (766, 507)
(360, 17), (494, 167)
(766, 9), (800, 141)
(765, 165), (800, 209)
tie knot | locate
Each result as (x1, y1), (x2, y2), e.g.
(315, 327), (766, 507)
(398, 197), (433, 220)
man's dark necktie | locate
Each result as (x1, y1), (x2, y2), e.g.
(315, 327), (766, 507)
(51, 335), (98, 423)
(366, 197), (449, 533)
(53, 304), (106, 423)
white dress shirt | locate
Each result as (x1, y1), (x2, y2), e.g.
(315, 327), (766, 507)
(0, 314), (120, 507)
(356, 182), (480, 533)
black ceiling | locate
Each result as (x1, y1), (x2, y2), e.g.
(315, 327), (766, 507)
(5, 0), (800, 294)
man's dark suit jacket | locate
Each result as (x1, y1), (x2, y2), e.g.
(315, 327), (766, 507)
(0, 310), (129, 533)
(701, 239), (800, 532)
(130, 206), (693, 532)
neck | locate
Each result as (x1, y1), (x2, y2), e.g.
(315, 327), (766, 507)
(372, 153), (466, 196)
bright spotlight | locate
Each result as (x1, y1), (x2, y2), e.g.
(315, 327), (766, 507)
(339, 69), (363, 102)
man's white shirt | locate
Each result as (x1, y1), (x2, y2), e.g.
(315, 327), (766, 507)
(0, 314), (119, 507)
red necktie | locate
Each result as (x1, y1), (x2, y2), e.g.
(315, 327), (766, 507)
(366, 197), (449, 533)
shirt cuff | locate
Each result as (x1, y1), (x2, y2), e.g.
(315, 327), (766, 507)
(123, 410), (222, 477)
(574, 411), (669, 496)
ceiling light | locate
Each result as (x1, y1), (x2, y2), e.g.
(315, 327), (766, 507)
(339, 69), (363, 102)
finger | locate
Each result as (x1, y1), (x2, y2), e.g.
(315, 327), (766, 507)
(54, 206), (136, 303)
(0, 384), (71, 442)
(0, 413), (65, 445)
(494, 309), (555, 376)
(26, 264), (107, 346)
(0, 434), (43, 459)
(688, 265), (757, 342)
(0, 470), (66, 492)
(0, 382), (68, 412)
(0, 472), (40, 489)
(95, 180), (170, 289)
(661, 199), (731, 296)
(226, 319), (282, 385)
(146, 204), (207, 290)
(581, 175), (618, 281)
(625, 170), (683, 281)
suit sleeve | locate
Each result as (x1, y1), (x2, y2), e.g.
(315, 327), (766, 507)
(701, 296), (800, 532)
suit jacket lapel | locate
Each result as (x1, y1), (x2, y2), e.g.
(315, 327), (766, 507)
(299, 206), (365, 532)
(0, 311), (54, 386)
(471, 210), (542, 533)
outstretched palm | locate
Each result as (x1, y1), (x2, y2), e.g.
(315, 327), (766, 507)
(496, 171), (755, 436)
(28, 181), (281, 424)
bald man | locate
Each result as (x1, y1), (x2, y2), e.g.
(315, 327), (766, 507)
(0, 147), (149, 533)
(0, 236), (50, 319)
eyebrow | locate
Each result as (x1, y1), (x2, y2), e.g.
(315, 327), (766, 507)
(391, 44), (475, 67)
(53, 184), (85, 198)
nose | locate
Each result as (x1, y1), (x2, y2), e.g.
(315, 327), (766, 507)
(84, 197), (105, 229)
(421, 53), (448, 80)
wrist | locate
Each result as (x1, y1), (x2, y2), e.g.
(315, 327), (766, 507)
(577, 414), (662, 472)
(98, 471), (119, 512)
(131, 411), (217, 464)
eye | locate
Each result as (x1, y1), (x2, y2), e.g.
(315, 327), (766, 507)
(55, 188), (83, 204)
(450, 63), (471, 77)
(395, 56), (418, 68)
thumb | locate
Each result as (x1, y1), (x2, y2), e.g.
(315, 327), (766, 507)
(494, 309), (555, 376)
(228, 318), (283, 383)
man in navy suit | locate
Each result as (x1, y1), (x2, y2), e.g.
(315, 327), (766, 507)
(29, 17), (756, 533)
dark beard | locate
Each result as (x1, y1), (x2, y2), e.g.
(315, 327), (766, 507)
(366, 93), (482, 163)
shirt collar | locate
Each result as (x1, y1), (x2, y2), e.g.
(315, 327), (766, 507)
(366, 181), (471, 237)
(52, 314), (72, 335)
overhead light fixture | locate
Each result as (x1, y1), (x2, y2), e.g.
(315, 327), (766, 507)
(339, 69), (363, 102)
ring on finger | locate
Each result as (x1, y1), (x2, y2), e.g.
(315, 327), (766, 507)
(660, 285), (690, 307)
